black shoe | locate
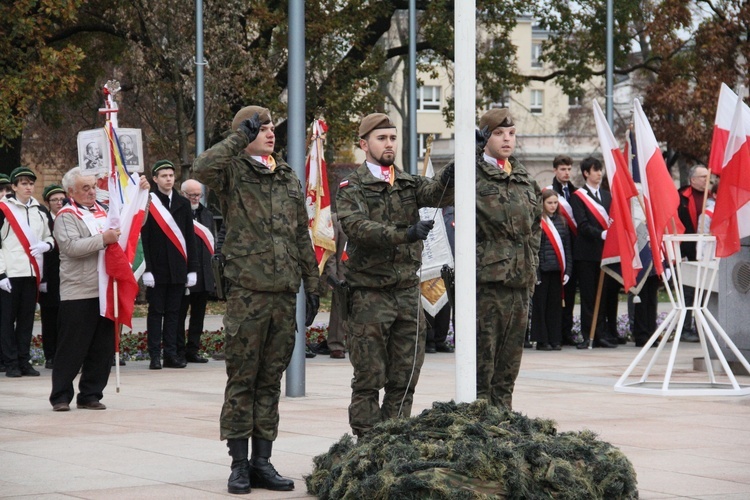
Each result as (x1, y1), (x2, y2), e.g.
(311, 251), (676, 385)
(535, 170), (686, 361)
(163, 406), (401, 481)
(5, 367), (21, 378)
(149, 357), (162, 370)
(524, 341), (534, 349)
(594, 338), (618, 348)
(314, 340), (331, 355)
(185, 353), (208, 363)
(681, 331), (700, 343)
(228, 459), (251, 494)
(111, 356), (126, 366)
(617, 336), (628, 345)
(45, 359), (54, 369)
(435, 342), (454, 353)
(163, 357), (187, 368)
(635, 339), (659, 348)
(250, 458), (294, 491)
(305, 345), (316, 358)
(551, 344), (562, 351)
(20, 364), (40, 376)
(425, 343), (437, 354)
(576, 341), (590, 350)
(0, 364), (5, 373)
(536, 343), (553, 351)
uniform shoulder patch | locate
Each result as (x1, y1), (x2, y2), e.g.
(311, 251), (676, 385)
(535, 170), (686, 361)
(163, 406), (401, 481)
(339, 179), (349, 188)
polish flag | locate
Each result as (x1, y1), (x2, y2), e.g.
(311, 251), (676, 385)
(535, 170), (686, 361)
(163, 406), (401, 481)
(305, 119), (335, 272)
(633, 99), (684, 276)
(708, 83), (750, 175)
(711, 92), (750, 257)
(593, 100), (641, 292)
(100, 125), (149, 328)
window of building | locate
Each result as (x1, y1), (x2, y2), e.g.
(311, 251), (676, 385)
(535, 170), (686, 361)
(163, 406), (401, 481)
(530, 90), (543, 114)
(531, 42), (543, 68)
(568, 94), (583, 108)
(417, 86), (441, 111)
(418, 133), (440, 158)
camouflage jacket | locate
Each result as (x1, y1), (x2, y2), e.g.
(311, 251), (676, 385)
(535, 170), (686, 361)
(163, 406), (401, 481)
(191, 131), (318, 294)
(336, 162), (453, 289)
(475, 154), (542, 288)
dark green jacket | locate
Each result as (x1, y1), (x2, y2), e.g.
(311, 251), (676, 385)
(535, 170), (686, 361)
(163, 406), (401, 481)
(475, 154), (542, 288)
(192, 131), (318, 294)
(336, 162), (453, 289)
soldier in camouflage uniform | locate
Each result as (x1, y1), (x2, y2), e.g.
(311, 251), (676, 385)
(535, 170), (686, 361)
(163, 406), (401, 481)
(336, 113), (454, 437)
(192, 106), (319, 495)
(467, 108), (542, 409)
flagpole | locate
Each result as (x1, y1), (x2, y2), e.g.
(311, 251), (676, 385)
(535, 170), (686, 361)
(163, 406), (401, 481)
(589, 271), (605, 349)
(421, 134), (434, 176)
(114, 280), (121, 392)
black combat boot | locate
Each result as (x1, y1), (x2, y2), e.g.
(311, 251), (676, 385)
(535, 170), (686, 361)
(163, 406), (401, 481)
(249, 437), (294, 491)
(226, 438), (251, 494)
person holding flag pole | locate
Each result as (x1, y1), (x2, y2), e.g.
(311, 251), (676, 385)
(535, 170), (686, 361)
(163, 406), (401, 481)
(100, 81), (151, 386)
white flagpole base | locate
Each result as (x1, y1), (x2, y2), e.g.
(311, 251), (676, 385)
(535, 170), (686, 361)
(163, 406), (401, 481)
(614, 234), (750, 396)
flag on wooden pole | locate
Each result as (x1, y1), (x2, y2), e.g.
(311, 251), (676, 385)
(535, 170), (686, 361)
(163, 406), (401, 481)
(305, 119), (335, 272)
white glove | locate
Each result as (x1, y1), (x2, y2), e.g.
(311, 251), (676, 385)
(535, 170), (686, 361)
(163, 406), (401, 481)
(664, 268), (672, 282)
(536, 280), (542, 286)
(0, 278), (11, 293)
(39, 283), (48, 293)
(186, 272), (197, 288)
(30, 241), (51, 257)
(601, 230), (608, 240)
(563, 275), (570, 285)
(142, 272), (155, 288)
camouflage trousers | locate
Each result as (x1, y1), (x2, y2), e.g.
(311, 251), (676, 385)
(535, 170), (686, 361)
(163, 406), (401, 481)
(476, 284), (530, 410)
(348, 287), (426, 436)
(220, 288), (296, 442)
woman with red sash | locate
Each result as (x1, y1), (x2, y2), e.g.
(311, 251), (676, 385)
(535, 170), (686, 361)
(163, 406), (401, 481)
(531, 189), (572, 350)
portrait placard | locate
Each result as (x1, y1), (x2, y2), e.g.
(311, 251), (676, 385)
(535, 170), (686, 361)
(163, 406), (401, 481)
(77, 129), (108, 175)
(115, 128), (144, 173)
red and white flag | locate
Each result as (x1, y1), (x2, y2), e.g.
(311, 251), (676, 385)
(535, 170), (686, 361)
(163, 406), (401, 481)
(711, 92), (750, 257)
(305, 119), (335, 272)
(708, 83), (750, 175)
(593, 100), (641, 292)
(99, 125), (149, 329)
(633, 99), (684, 275)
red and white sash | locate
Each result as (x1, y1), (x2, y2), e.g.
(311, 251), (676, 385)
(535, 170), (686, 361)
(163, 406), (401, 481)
(57, 200), (108, 237)
(573, 189), (610, 229)
(545, 184), (577, 236)
(541, 215), (566, 276)
(193, 220), (214, 255)
(148, 193), (187, 261)
(541, 214), (566, 304)
(0, 200), (43, 285)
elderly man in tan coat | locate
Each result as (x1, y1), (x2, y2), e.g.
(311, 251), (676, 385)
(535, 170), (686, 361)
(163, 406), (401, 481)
(49, 167), (149, 412)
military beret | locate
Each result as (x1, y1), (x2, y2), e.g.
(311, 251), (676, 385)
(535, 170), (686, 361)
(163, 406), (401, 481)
(358, 113), (396, 138)
(152, 159), (176, 176)
(479, 108), (515, 131)
(10, 166), (36, 183)
(0, 173), (10, 185)
(43, 184), (65, 201)
(231, 106), (273, 132)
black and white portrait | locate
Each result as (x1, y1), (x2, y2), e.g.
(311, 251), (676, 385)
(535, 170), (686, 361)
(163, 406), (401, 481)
(116, 129), (145, 173)
(77, 129), (108, 175)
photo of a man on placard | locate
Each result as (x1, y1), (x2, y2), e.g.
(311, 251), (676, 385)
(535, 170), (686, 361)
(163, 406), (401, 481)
(84, 142), (104, 171)
(121, 134), (139, 166)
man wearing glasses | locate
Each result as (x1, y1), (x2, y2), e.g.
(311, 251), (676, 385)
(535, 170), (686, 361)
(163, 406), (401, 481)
(176, 179), (216, 364)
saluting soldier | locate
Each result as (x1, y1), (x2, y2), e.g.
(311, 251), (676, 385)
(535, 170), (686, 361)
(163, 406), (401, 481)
(192, 105), (319, 495)
(336, 113), (454, 438)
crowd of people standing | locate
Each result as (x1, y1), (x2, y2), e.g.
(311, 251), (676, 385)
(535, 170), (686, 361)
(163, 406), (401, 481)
(0, 104), (711, 495)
